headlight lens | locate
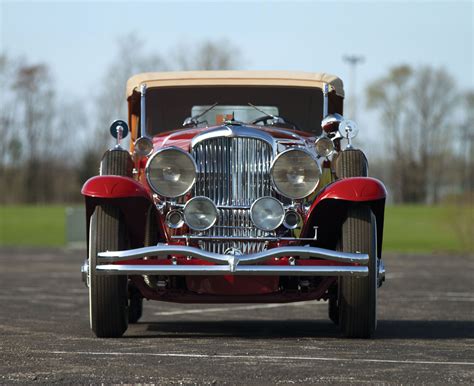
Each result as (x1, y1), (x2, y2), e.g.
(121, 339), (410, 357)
(250, 197), (285, 231)
(183, 196), (218, 231)
(146, 147), (196, 198)
(270, 149), (321, 199)
(315, 136), (335, 157)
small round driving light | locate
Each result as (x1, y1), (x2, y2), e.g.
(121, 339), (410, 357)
(183, 196), (218, 231)
(146, 147), (197, 198)
(270, 149), (321, 199)
(134, 137), (153, 157)
(315, 136), (335, 157)
(283, 210), (301, 229)
(165, 210), (184, 229)
(250, 197), (285, 231)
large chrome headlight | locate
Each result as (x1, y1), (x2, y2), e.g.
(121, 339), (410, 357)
(270, 148), (321, 199)
(146, 147), (196, 198)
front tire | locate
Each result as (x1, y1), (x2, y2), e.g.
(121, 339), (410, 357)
(338, 205), (377, 338)
(89, 205), (128, 338)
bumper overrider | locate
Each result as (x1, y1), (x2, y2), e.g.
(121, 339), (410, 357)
(82, 244), (385, 281)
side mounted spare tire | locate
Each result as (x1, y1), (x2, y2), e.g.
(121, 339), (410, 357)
(338, 205), (377, 338)
(89, 205), (129, 338)
(334, 149), (368, 178)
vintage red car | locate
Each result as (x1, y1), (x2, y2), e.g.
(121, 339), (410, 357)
(81, 71), (386, 338)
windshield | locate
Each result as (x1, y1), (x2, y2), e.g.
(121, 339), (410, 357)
(142, 85), (342, 136)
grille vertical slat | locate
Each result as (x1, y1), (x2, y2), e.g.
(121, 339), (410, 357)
(193, 137), (273, 254)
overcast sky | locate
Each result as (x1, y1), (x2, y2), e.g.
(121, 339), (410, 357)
(1, 0), (473, 145)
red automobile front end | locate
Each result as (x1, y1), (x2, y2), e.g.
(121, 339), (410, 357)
(82, 71), (387, 338)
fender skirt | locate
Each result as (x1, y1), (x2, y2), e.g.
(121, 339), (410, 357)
(302, 177), (387, 257)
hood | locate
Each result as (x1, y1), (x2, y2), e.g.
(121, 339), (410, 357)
(152, 124), (316, 152)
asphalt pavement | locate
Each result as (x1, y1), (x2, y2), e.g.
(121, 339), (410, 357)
(0, 248), (473, 384)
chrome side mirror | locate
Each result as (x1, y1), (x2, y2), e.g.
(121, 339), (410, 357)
(338, 119), (359, 148)
(110, 120), (129, 148)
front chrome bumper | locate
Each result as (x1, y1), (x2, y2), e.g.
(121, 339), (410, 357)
(85, 244), (370, 278)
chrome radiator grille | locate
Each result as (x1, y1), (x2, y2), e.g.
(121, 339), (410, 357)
(192, 136), (273, 254)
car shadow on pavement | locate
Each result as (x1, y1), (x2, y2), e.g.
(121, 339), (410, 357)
(124, 320), (474, 340)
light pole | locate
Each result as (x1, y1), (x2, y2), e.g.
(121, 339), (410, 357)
(343, 55), (365, 121)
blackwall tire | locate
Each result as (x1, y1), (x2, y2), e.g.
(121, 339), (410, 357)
(339, 205), (377, 338)
(89, 205), (128, 338)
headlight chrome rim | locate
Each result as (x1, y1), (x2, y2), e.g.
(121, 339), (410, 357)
(165, 209), (184, 229)
(250, 196), (285, 231)
(270, 148), (321, 200)
(145, 147), (197, 198)
(183, 196), (218, 231)
(283, 209), (301, 230)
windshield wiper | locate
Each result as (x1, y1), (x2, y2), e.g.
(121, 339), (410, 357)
(248, 102), (296, 129)
(183, 102), (219, 127)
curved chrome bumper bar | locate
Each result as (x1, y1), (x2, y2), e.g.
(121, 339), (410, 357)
(90, 244), (369, 277)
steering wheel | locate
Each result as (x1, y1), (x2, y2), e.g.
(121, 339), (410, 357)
(251, 115), (299, 130)
(252, 115), (275, 126)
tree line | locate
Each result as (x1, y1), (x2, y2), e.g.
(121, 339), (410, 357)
(366, 65), (473, 204)
(0, 36), (241, 204)
(0, 35), (472, 205)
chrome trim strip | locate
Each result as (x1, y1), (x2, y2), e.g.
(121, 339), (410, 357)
(140, 84), (147, 137)
(95, 264), (368, 277)
(98, 244), (368, 266)
(191, 125), (276, 149)
(323, 82), (329, 118)
(170, 236), (317, 242)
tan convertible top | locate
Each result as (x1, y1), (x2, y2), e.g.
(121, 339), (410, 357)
(126, 71), (344, 98)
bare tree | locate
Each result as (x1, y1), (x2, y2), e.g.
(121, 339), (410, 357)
(366, 66), (413, 203)
(367, 65), (458, 204)
(11, 63), (56, 203)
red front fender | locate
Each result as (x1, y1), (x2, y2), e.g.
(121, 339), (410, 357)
(82, 176), (159, 250)
(312, 177), (387, 206)
(301, 177), (386, 256)
(81, 175), (151, 199)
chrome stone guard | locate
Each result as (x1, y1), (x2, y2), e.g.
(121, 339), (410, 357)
(92, 244), (371, 277)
